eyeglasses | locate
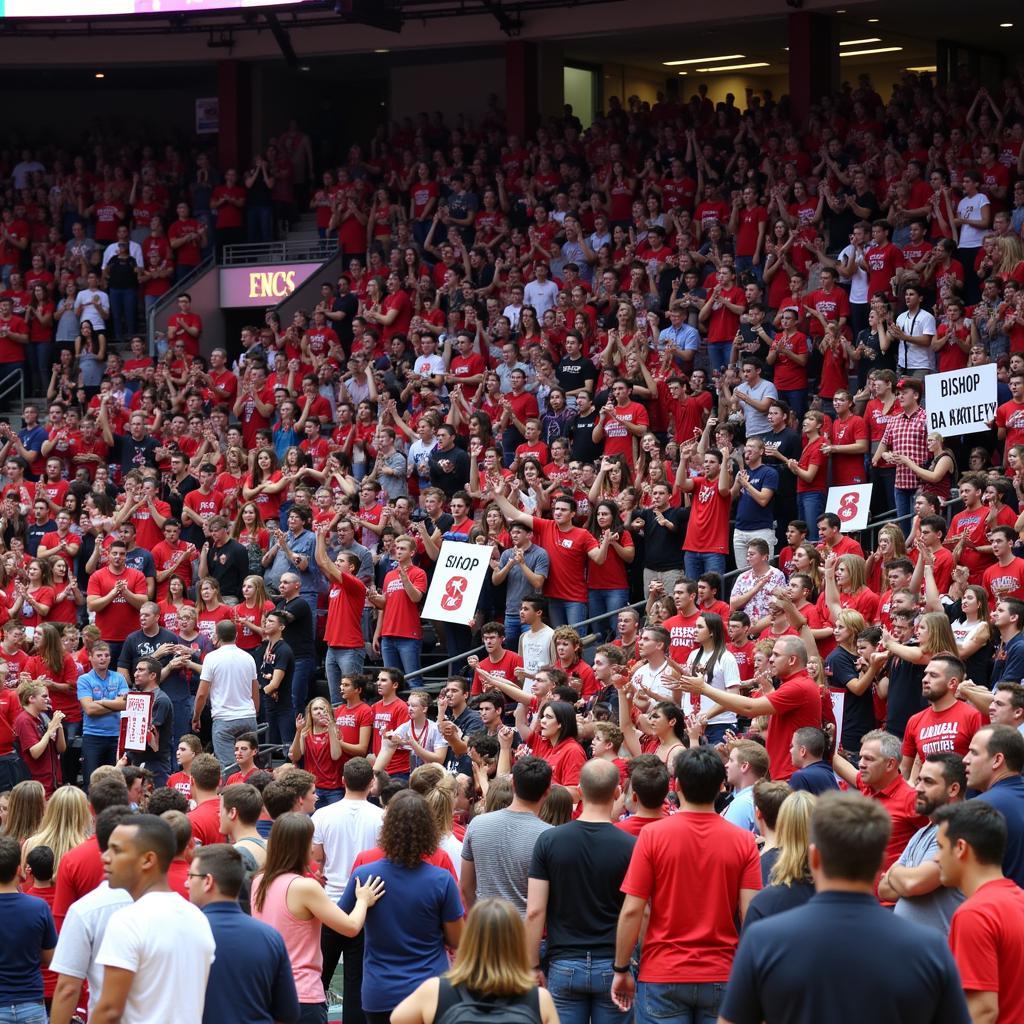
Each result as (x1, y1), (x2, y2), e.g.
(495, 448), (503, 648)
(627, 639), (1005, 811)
(186, 872), (208, 880)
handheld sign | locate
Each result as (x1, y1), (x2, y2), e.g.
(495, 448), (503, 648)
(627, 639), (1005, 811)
(826, 483), (872, 533)
(423, 540), (491, 626)
(118, 691), (153, 758)
(925, 364), (997, 438)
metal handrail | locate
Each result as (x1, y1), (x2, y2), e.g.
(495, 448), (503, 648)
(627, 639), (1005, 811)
(221, 238), (337, 267)
(145, 256), (215, 356)
(0, 368), (25, 416)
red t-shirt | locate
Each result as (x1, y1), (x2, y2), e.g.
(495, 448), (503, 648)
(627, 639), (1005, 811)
(188, 797), (226, 847)
(765, 671), (822, 780)
(350, 844), (457, 885)
(983, 557), (1024, 605)
(529, 735), (587, 787)
(371, 697), (410, 775)
(705, 286), (746, 344)
(380, 565), (428, 640)
(325, 572), (366, 648)
(587, 529), (633, 591)
(301, 729), (343, 789)
(684, 476), (731, 554)
(770, 332), (809, 391)
(233, 599), (274, 651)
(86, 566), (148, 642)
(901, 701), (983, 762)
(53, 836), (103, 930)
(167, 770), (192, 801)
(949, 506), (997, 584)
(26, 652), (80, 722)
(664, 612), (701, 666)
(531, 516), (597, 604)
(734, 205), (768, 257)
(996, 399), (1024, 464)
(620, 811), (761, 982)
(728, 640), (757, 682)
(828, 414), (868, 486)
(855, 773), (927, 878)
(470, 648), (523, 696)
(949, 878), (1024, 1018)
(335, 701), (374, 771)
(863, 242), (904, 299)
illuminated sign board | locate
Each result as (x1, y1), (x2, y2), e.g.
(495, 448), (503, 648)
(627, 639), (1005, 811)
(219, 263), (319, 307)
(0, 1), (308, 16)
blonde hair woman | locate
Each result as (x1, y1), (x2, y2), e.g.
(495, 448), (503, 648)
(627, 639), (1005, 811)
(881, 610), (958, 668)
(823, 553), (880, 627)
(22, 784), (90, 876)
(0, 780), (46, 843)
(391, 898), (557, 1024)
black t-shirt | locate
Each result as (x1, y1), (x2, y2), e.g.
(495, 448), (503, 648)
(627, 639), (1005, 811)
(428, 445), (470, 497)
(633, 507), (686, 570)
(825, 646), (872, 754)
(107, 255), (140, 291)
(276, 596), (314, 659)
(255, 638), (295, 711)
(761, 427), (801, 495)
(529, 820), (636, 960)
(743, 879), (815, 929)
(118, 626), (187, 702)
(164, 474), (199, 522)
(721, 892), (968, 1024)
(128, 686), (173, 781)
(568, 410), (601, 464)
(206, 538), (249, 600)
(885, 650), (927, 741)
(332, 293), (359, 349)
(556, 356), (598, 396)
(114, 434), (159, 475)
(25, 520), (56, 558)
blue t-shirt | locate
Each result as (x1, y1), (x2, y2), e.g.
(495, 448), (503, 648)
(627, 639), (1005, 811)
(735, 464), (778, 532)
(975, 776), (1024, 888)
(788, 760), (840, 796)
(0, 891), (57, 1003)
(340, 858), (462, 1014)
(77, 669), (131, 737)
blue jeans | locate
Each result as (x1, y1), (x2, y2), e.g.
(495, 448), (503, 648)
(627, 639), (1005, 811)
(588, 589), (629, 638)
(292, 656), (316, 715)
(684, 551), (726, 580)
(316, 787), (344, 806)
(504, 613), (527, 652)
(548, 599), (587, 629)
(27, 343), (52, 393)
(212, 716), (258, 774)
(170, 695), (194, 752)
(381, 635), (421, 676)
(325, 646), (366, 706)
(247, 205), (273, 244)
(895, 487), (917, 537)
(109, 287), (137, 341)
(636, 981), (726, 1024)
(264, 693), (296, 752)
(0, 1003), (47, 1024)
(779, 388), (806, 417)
(708, 341), (732, 374)
(796, 492), (826, 541)
(547, 956), (628, 1024)
(82, 733), (119, 788)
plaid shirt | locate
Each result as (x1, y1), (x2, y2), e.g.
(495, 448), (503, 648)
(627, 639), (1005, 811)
(880, 405), (928, 489)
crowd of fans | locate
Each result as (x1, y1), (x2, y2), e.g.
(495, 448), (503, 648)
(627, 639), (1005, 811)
(3, 62), (1024, 1023)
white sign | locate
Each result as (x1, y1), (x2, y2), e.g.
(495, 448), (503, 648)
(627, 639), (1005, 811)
(826, 483), (872, 533)
(121, 692), (153, 753)
(195, 97), (219, 135)
(925, 364), (997, 438)
(830, 689), (845, 753)
(423, 540), (491, 626)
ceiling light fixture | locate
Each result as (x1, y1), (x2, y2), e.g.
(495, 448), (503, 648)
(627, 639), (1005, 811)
(95, 72), (105, 78)
(1000, 22), (1013, 28)
(374, 48), (390, 52)
(867, 17), (879, 23)
(840, 37), (881, 45)
(840, 46), (902, 57)
(905, 65), (938, 72)
(663, 54), (745, 66)
(695, 61), (770, 72)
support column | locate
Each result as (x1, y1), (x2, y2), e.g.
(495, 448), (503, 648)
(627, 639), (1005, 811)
(788, 12), (837, 125)
(506, 40), (539, 139)
(217, 60), (251, 172)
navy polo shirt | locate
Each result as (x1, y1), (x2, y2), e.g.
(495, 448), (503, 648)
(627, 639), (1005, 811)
(975, 775), (1024, 889)
(200, 901), (299, 1024)
(735, 464), (778, 533)
(788, 760), (840, 796)
(721, 892), (969, 1024)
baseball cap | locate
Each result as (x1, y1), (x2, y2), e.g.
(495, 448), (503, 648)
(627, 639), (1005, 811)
(897, 377), (923, 395)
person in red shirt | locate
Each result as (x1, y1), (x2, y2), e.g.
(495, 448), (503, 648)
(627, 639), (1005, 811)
(982, 526), (1024, 606)
(369, 535), (427, 675)
(728, 184), (768, 269)
(13, 679), (65, 796)
(168, 201), (207, 282)
(369, 667), (410, 777)
(224, 732), (260, 786)
(210, 168), (247, 256)
(910, 516), (956, 595)
(497, 368), (540, 465)
(468, 623), (523, 696)
(816, 513), (866, 559)
(859, 219), (905, 301)
(900, 654), (983, 780)
(933, 298), (974, 373)
(187, 752), (227, 846)
(0, 295), (28, 382)
(333, 675), (373, 772)
(166, 733), (201, 801)
(699, 264), (746, 373)
(822, 390), (869, 486)
(767, 308), (810, 414)
(85, 538), (148, 664)
(663, 578), (702, 667)
(166, 292), (202, 358)
(947, 475), (997, 585)
(593, 378), (649, 471)
(939, 799), (1024, 1024)
(314, 532), (368, 704)
(996, 370), (1024, 466)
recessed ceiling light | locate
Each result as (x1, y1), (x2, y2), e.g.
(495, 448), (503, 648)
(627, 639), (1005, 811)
(374, 48), (389, 53)
(906, 65), (938, 73)
(840, 46), (902, 56)
(663, 54), (744, 66)
(836, 8), (846, 12)
(95, 72), (105, 78)
(867, 17), (879, 22)
(677, 71), (688, 75)
(1000, 22), (1013, 28)
(695, 61), (770, 72)
(840, 37), (881, 45)
(299, 65), (310, 71)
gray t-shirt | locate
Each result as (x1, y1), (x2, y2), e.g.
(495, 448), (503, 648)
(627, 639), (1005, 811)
(734, 378), (778, 437)
(892, 823), (965, 934)
(461, 808), (552, 916)
(498, 543), (550, 613)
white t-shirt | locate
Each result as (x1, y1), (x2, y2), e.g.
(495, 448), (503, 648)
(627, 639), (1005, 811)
(50, 881), (134, 1019)
(957, 193), (991, 248)
(199, 644), (257, 720)
(311, 798), (384, 899)
(523, 278), (560, 316)
(391, 718), (447, 763)
(519, 625), (555, 687)
(895, 307), (937, 371)
(74, 289), (109, 330)
(96, 890), (215, 1024)
(440, 831), (464, 880)
(684, 647), (742, 725)
(838, 243), (869, 304)
(630, 659), (674, 700)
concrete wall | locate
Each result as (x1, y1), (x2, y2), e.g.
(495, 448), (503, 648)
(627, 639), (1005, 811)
(389, 57), (505, 123)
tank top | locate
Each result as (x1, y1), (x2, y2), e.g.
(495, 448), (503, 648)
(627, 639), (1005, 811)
(252, 873), (325, 1003)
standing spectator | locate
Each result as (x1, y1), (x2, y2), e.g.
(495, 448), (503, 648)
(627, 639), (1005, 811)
(629, 482), (687, 596)
(937, 801), (1024, 1023)
(0, 834), (57, 1024)
(872, 378), (928, 534)
(94, 816), (216, 1024)
(168, 203), (207, 284)
(891, 284), (936, 378)
(126, 658), (174, 788)
(732, 437), (779, 567)
(788, 726), (840, 795)
(199, 516), (250, 602)
(192, 620), (259, 771)
(611, 747), (762, 1021)
(188, 843), (300, 1024)
(78, 642), (129, 783)
(85, 539), (148, 665)
(211, 169), (247, 258)
(965, 724), (1024, 888)
(461, 756), (553, 917)
(526, 759), (636, 1024)
(13, 678), (65, 797)
(274, 573), (316, 714)
(73, 272), (109, 332)
(264, 509), (317, 605)
(491, 522), (549, 651)
(879, 752), (966, 933)
(369, 536), (426, 675)
(949, 170), (991, 304)
(719, 792), (969, 1024)
(725, 358), (777, 439)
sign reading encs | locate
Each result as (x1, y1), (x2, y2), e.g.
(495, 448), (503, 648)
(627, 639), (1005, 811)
(219, 263), (320, 308)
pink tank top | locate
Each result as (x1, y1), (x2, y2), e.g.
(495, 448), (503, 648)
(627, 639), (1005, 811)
(253, 872), (325, 1003)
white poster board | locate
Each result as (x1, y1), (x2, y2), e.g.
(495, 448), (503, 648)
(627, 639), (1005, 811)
(829, 689), (845, 752)
(422, 540), (491, 625)
(826, 483), (872, 533)
(925, 364), (997, 437)
(120, 691), (153, 753)
(195, 97), (219, 135)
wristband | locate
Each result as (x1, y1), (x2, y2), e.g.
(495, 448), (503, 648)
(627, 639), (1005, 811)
(612, 964), (631, 974)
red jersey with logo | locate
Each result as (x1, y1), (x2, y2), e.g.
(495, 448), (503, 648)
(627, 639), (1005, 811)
(983, 557), (1024, 605)
(470, 648), (524, 696)
(325, 572), (366, 648)
(901, 701), (983, 761)
(863, 242), (904, 299)
(829, 414), (868, 486)
(371, 697), (410, 774)
(380, 565), (427, 639)
(664, 612), (700, 666)
(996, 399), (1024, 464)
(683, 475), (731, 555)
(531, 516), (598, 604)
(335, 701), (374, 771)
(86, 566), (148, 641)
